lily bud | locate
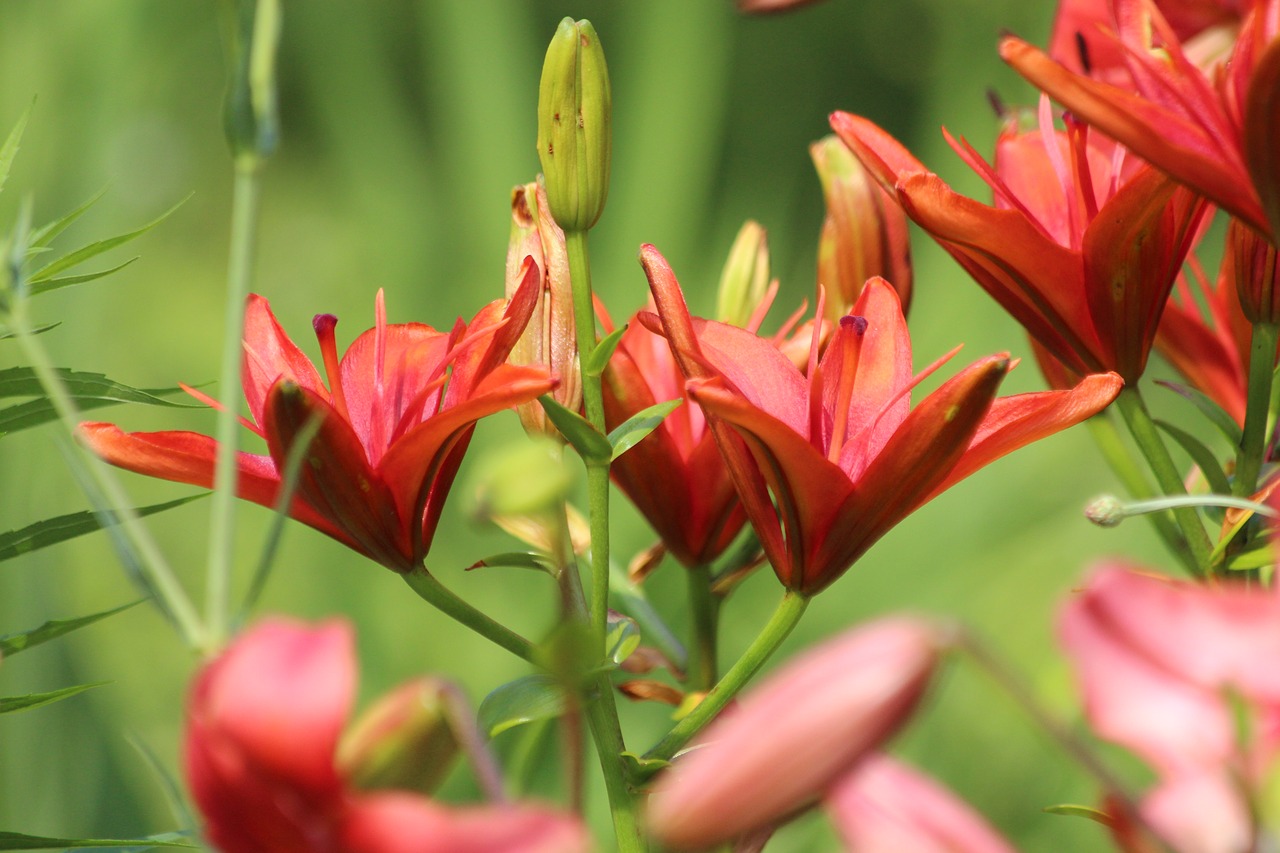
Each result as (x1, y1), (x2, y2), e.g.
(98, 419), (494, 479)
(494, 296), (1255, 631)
(536, 18), (612, 232)
(507, 179), (580, 437)
(715, 220), (772, 327)
(1229, 218), (1280, 323)
(811, 134), (912, 321)
(336, 677), (459, 796)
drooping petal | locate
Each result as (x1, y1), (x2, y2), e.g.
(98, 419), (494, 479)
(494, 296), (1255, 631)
(929, 371), (1123, 498)
(263, 381), (414, 571)
(826, 755), (1017, 853)
(241, 294), (328, 427)
(1245, 37), (1280, 242)
(828, 111), (929, 193)
(647, 618), (943, 851)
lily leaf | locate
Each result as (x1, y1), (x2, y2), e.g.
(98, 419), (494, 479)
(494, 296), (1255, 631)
(608, 398), (682, 461)
(28, 257), (140, 297)
(1042, 803), (1113, 826)
(1225, 542), (1274, 571)
(466, 551), (555, 574)
(605, 612), (641, 665)
(29, 185), (109, 250)
(1155, 380), (1243, 446)
(477, 674), (568, 738)
(0, 682), (108, 714)
(1154, 419), (1232, 495)
(28, 193), (189, 284)
(0, 495), (205, 563)
(584, 325), (627, 378)
(0, 830), (194, 850)
(0, 321), (59, 340)
(537, 395), (611, 464)
(0, 101), (31, 199)
(0, 601), (140, 657)
(0, 367), (196, 436)
(609, 563), (686, 674)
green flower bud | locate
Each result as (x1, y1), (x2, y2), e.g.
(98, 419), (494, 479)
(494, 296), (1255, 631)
(536, 18), (612, 232)
(337, 678), (459, 795)
(715, 220), (771, 328)
(223, 0), (282, 163)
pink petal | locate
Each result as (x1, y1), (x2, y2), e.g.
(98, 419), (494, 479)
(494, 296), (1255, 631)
(341, 794), (591, 853)
(241, 294), (327, 427)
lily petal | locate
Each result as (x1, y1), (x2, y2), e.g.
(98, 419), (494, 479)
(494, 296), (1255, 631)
(242, 294), (328, 427)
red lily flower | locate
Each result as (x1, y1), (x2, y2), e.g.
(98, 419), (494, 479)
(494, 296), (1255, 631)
(1001, 0), (1280, 240)
(641, 244), (1122, 594)
(831, 102), (1207, 383)
(187, 617), (589, 853)
(81, 272), (556, 572)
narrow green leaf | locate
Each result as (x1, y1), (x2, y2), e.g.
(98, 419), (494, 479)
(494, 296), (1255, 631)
(1225, 542), (1274, 570)
(29, 185), (109, 249)
(28, 256), (139, 296)
(0, 495), (205, 563)
(126, 734), (197, 832)
(477, 674), (568, 738)
(28, 194), (190, 284)
(1154, 419), (1233, 495)
(466, 551), (555, 574)
(0, 601), (140, 657)
(605, 612), (641, 665)
(584, 325), (627, 378)
(0, 831), (194, 850)
(0, 101), (32, 198)
(608, 398), (682, 461)
(0, 366), (195, 435)
(0, 321), (59, 340)
(0, 682), (107, 714)
(537, 395), (611, 464)
(1042, 803), (1113, 825)
(621, 750), (670, 781)
(1156, 380), (1244, 446)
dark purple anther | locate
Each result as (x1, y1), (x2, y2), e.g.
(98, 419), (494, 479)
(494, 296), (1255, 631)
(313, 314), (339, 336)
(841, 315), (869, 336)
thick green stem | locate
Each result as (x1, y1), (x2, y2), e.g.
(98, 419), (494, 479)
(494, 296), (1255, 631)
(206, 158), (263, 648)
(1085, 413), (1197, 576)
(686, 565), (719, 691)
(1235, 321), (1277, 498)
(642, 591), (809, 773)
(402, 569), (535, 663)
(1114, 387), (1215, 577)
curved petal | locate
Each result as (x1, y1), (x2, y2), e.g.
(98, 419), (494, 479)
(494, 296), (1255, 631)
(1245, 36), (1280, 242)
(832, 277), (914, 458)
(929, 371), (1123, 500)
(242, 294), (327, 427)
(340, 794), (591, 853)
(263, 382), (413, 571)
(828, 111), (928, 193)
(807, 356), (1008, 593)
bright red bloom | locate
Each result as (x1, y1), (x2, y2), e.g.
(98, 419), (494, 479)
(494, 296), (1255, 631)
(81, 275), (555, 572)
(832, 103), (1207, 384)
(1002, 0), (1280, 240)
(186, 617), (589, 853)
(641, 244), (1122, 594)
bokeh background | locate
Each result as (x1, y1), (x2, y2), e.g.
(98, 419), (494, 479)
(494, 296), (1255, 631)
(0, 1), (1177, 850)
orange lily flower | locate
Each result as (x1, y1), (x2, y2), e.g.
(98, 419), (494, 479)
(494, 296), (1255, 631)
(81, 270), (556, 572)
(641, 244), (1122, 594)
(1002, 0), (1280, 240)
(831, 102), (1207, 383)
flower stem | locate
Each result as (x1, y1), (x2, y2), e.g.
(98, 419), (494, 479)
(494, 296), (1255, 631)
(402, 568), (535, 663)
(1085, 412), (1197, 576)
(1235, 320), (1277, 498)
(1114, 387), (1215, 576)
(687, 565), (719, 691)
(206, 157), (263, 649)
(642, 591), (809, 774)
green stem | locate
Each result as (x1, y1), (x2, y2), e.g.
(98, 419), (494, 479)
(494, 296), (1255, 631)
(1114, 387), (1214, 577)
(642, 591), (809, 773)
(9, 302), (206, 649)
(206, 157), (264, 648)
(1235, 320), (1277, 498)
(1085, 412), (1197, 576)
(686, 565), (719, 691)
(402, 569), (535, 663)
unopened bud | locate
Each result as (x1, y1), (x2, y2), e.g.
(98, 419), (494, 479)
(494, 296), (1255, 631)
(223, 0), (281, 163)
(1229, 218), (1280, 323)
(507, 179), (580, 437)
(715, 220), (771, 327)
(537, 18), (612, 232)
(811, 134), (912, 321)
(337, 678), (459, 795)
(1084, 495), (1128, 527)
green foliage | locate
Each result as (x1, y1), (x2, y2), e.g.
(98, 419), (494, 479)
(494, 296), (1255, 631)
(477, 674), (569, 738)
(0, 682), (107, 715)
(0, 601), (139, 656)
(0, 496), (203, 562)
(608, 398), (681, 461)
(0, 831), (193, 850)
(0, 367), (195, 436)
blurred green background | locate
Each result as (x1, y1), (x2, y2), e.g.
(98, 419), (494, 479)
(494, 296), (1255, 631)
(0, 1), (1177, 850)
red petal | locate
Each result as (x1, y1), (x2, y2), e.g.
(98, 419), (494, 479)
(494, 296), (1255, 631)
(340, 795), (591, 853)
(1245, 37), (1280, 242)
(241, 295), (327, 427)
(828, 111), (927, 194)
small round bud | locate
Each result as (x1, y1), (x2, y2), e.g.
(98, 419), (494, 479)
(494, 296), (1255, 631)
(536, 18), (612, 232)
(1084, 495), (1127, 527)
